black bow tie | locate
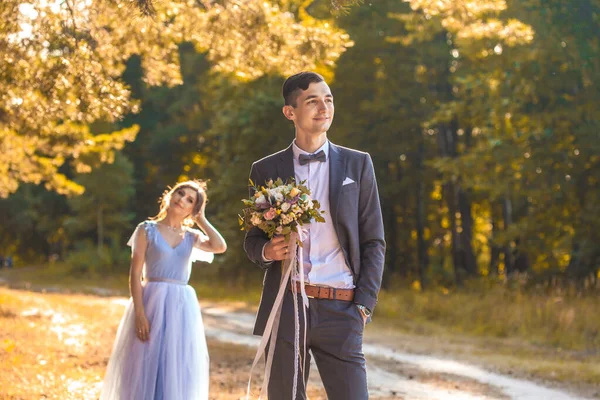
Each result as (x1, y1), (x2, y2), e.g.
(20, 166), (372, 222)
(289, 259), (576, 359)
(299, 150), (326, 165)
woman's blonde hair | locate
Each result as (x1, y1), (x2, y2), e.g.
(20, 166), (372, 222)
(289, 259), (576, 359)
(151, 180), (207, 227)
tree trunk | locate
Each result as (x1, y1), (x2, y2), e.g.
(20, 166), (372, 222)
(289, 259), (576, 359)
(438, 121), (462, 285)
(97, 204), (104, 257)
(502, 195), (514, 275)
(490, 204), (501, 275)
(458, 188), (477, 275)
(447, 182), (462, 284)
(458, 127), (477, 276)
(382, 201), (397, 289)
(416, 142), (428, 289)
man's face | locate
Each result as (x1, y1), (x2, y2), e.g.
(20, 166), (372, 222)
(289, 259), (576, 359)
(284, 81), (334, 137)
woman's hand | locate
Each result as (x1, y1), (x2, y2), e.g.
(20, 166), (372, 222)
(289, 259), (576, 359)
(135, 311), (150, 342)
(194, 194), (207, 221)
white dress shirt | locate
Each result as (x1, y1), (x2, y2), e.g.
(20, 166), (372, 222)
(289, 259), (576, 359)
(291, 140), (354, 288)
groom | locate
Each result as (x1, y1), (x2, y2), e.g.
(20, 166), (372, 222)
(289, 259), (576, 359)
(244, 71), (385, 399)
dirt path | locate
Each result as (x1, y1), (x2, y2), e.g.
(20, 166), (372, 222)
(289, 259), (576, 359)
(201, 304), (590, 400)
(0, 286), (591, 400)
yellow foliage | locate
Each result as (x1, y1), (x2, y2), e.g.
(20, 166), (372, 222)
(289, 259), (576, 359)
(3, 339), (16, 353)
(396, 0), (534, 56)
(0, 0), (350, 197)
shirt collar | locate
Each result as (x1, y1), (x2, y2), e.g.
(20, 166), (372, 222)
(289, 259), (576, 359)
(292, 139), (329, 162)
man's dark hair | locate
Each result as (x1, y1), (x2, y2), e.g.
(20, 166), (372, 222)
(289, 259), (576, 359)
(282, 71), (325, 107)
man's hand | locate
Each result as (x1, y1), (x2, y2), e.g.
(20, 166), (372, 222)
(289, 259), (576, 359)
(357, 304), (370, 326)
(264, 236), (290, 261)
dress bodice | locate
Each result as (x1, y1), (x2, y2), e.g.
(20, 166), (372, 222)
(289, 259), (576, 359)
(127, 221), (213, 283)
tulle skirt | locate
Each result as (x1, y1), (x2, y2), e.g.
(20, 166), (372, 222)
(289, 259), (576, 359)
(100, 283), (209, 400)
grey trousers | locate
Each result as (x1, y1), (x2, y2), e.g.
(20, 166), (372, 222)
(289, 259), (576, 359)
(267, 291), (368, 400)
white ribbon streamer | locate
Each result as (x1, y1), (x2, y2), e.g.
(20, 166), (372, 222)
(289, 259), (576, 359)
(247, 227), (310, 399)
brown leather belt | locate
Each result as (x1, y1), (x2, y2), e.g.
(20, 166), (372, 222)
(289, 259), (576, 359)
(289, 281), (354, 302)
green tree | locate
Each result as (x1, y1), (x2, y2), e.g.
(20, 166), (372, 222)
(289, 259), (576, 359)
(0, 184), (70, 263)
(64, 152), (135, 258)
(395, 0), (600, 286)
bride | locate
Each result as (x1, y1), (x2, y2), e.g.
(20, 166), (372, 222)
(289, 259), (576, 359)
(100, 180), (227, 400)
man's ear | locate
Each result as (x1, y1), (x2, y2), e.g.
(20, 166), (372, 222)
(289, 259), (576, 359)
(282, 105), (294, 121)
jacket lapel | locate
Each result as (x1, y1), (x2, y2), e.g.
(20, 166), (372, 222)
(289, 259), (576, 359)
(328, 141), (346, 232)
(276, 144), (295, 183)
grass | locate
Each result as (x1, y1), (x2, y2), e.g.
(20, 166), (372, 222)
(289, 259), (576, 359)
(373, 284), (600, 395)
(0, 263), (264, 305)
(376, 283), (600, 352)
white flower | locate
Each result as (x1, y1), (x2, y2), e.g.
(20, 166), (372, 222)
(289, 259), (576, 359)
(281, 202), (291, 212)
(256, 194), (268, 206)
(281, 213), (295, 225)
(251, 213), (262, 226)
(265, 189), (283, 202)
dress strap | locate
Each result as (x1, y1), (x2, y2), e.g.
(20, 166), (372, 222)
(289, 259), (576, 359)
(127, 221), (155, 251)
(145, 277), (188, 286)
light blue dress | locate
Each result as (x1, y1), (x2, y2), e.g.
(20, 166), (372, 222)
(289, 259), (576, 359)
(100, 221), (213, 400)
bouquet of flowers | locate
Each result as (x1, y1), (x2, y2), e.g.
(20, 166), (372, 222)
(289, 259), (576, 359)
(239, 178), (325, 242)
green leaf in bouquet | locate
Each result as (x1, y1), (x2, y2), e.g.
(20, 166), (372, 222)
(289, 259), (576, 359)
(267, 220), (277, 228)
(274, 177), (284, 186)
(249, 178), (255, 187)
(281, 226), (291, 235)
(299, 184), (309, 193)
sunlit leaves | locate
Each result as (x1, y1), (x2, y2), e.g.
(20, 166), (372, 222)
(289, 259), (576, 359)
(0, 123), (139, 197)
(199, 1), (352, 79)
(393, 0), (534, 51)
(0, 0), (350, 197)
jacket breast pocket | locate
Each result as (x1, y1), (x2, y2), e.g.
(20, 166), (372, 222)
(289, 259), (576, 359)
(341, 182), (359, 192)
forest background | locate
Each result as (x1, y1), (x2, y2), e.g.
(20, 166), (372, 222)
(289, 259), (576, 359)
(1, 0), (599, 361)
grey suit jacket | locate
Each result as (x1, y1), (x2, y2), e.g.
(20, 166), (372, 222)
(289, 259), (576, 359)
(243, 141), (386, 336)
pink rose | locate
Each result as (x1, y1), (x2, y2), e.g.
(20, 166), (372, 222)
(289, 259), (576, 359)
(264, 208), (277, 221)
